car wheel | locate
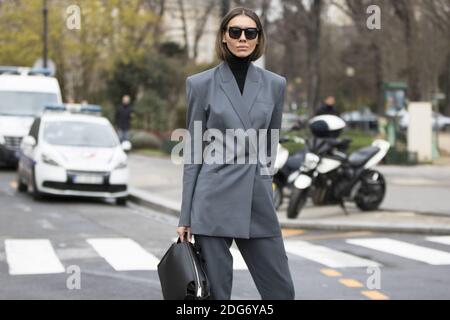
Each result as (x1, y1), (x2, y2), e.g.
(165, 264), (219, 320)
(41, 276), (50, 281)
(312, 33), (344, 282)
(116, 197), (127, 206)
(31, 168), (43, 201)
(17, 177), (28, 192)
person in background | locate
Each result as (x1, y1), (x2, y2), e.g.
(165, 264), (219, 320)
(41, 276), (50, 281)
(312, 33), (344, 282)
(115, 95), (133, 142)
(316, 96), (339, 116)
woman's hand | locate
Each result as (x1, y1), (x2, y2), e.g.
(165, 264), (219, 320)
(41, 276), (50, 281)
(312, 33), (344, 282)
(177, 226), (192, 242)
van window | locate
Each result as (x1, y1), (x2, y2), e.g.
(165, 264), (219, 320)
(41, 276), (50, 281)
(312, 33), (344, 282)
(0, 91), (58, 117)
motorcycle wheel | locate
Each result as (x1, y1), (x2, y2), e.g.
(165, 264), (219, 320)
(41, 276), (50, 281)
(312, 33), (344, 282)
(272, 180), (283, 210)
(287, 188), (308, 219)
(355, 170), (386, 211)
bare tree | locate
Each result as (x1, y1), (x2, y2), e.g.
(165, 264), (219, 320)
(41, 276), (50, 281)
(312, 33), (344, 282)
(177, 0), (189, 58)
(192, 0), (216, 60)
(174, 0), (218, 61)
(143, 0), (167, 46)
(334, 0), (386, 115)
(283, 0), (324, 112)
(392, 0), (422, 101)
(423, 0), (450, 115)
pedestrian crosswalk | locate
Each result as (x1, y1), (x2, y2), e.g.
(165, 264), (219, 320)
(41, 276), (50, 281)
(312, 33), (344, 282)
(284, 240), (382, 268)
(5, 239), (65, 275)
(346, 238), (450, 265)
(1, 236), (450, 276)
(87, 238), (160, 271)
(426, 236), (450, 246)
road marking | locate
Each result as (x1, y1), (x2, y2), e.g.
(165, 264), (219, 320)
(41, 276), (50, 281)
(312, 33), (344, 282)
(5, 239), (65, 275)
(361, 290), (389, 300)
(320, 268), (342, 277)
(284, 240), (382, 268)
(230, 248), (248, 270)
(339, 278), (364, 288)
(426, 236), (450, 246)
(346, 238), (450, 265)
(87, 238), (159, 271)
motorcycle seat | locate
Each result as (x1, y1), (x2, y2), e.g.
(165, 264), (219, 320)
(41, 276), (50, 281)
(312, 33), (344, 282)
(286, 152), (305, 171)
(348, 146), (379, 167)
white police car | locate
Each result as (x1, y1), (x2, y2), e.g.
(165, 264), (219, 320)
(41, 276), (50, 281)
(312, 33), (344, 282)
(17, 104), (130, 205)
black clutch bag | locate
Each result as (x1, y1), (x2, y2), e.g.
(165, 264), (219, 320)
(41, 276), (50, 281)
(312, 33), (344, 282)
(157, 235), (210, 300)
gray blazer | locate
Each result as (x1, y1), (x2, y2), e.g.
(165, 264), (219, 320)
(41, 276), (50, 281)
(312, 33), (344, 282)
(178, 60), (286, 239)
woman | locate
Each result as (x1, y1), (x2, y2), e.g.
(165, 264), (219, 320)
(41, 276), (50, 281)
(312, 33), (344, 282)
(176, 7), (295, 300)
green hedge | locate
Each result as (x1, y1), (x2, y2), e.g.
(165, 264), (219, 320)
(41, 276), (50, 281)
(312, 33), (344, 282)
(129, 130), (163, 150)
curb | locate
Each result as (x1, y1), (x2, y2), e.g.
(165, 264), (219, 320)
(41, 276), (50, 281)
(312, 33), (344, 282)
(279, 220), (450, 235)
(129, 187), (450, 235)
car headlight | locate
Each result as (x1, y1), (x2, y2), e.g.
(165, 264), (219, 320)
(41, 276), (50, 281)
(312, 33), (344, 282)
(302, 152), (320, 171)
(114, 160), (127, 170)
(41, 153), (60, 167)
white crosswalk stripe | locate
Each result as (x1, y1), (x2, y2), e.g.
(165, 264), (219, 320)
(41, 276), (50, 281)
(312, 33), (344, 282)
(347, 238), (450, 265)
(426, 236), (450, 246)
(4, 236), (450, 276)
(230, 248), (248, 270)
(5, 239), (65, 275)
(87, 238), (160, 271)
(284, 240), (382, 268)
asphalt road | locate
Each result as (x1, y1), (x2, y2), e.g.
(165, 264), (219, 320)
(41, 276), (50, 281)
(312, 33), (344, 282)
(1, 169), (450, 300)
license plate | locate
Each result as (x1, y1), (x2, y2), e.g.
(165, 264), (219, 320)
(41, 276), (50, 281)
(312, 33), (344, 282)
(73, 175), (103, 184)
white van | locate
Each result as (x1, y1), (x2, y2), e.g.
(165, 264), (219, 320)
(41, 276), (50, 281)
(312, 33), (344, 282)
(0, 67), (62, 166)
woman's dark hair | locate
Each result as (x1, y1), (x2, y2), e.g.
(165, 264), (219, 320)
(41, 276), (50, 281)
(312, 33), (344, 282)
(215, 7), (266, 62)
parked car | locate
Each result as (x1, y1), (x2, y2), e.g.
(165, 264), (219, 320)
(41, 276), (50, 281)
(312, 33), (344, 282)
(17, 104), (130, 205)
(341, 107), (379, 132)
(398, 111), (450, 131)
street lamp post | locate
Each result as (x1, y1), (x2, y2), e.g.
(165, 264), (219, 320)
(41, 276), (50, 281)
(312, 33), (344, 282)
(43, 0), (48, 68)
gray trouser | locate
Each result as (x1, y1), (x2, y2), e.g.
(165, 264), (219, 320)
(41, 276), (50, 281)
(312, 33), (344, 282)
(117, 129), (129, 142)
(194, 235), (295, 300)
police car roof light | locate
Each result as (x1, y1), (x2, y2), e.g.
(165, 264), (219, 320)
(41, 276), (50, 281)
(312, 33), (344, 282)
(0, 66), (53, 76)
(44, 104), (67, 112)
(80, 104), (102, 114)
(0, 66), (22, 75)
(66, 104), (102, 115)
(28, 67), (53, 76)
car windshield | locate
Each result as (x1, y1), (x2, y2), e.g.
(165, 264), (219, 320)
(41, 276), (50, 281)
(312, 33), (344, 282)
(0, 91), (59, 117)
(43, 121), (119, 148)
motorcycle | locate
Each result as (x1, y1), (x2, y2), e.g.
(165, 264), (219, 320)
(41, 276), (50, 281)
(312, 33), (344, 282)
(286, 115), (390, 219)
(272, 135), (305, 210)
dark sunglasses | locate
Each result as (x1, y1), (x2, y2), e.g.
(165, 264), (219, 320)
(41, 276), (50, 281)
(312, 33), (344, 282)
(225, 26), (259, 40)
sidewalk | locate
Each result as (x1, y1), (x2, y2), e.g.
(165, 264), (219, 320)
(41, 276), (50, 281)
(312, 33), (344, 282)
(128, 153), (450, 235)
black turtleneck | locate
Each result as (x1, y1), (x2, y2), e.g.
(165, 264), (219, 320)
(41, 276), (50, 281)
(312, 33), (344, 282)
(226, 48), (251, 95)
